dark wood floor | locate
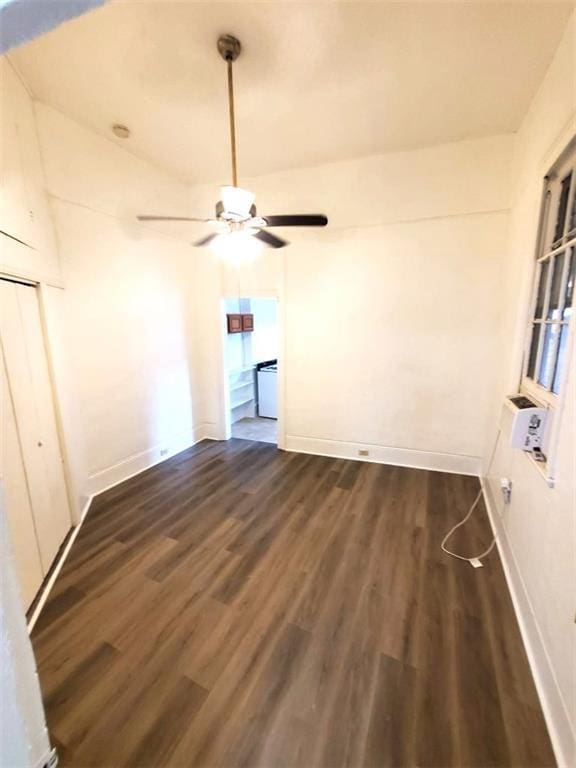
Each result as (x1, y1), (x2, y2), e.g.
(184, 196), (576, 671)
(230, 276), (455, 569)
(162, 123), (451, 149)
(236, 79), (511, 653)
(32, 439), (554, 767)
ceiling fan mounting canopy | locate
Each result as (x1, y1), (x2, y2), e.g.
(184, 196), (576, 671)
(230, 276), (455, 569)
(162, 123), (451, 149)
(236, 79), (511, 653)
(137, 33), (328, 250)
(217, 34), (241, 63)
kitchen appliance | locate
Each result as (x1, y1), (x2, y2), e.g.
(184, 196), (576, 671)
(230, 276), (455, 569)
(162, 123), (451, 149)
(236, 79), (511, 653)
(257, 360), (278, 419)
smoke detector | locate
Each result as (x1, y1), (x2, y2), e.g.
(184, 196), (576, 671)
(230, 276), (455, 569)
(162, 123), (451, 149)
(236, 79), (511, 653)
(112, 124), (130, 139)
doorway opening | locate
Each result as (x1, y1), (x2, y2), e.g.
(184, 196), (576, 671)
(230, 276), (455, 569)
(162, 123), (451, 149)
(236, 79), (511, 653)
(223, 297), (278, 445)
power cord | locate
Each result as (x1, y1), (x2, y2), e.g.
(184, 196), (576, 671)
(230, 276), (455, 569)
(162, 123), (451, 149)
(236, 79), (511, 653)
(441, 429), (501, 568)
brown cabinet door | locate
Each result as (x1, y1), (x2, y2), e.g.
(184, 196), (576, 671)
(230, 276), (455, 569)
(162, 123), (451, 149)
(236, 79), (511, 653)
(227, 314), (242, 333)
(242, 314), (254, 332)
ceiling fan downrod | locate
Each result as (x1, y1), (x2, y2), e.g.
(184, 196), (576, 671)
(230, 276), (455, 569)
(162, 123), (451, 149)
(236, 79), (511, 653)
(135, 35), (328, 248)
(217, 34), (242, 188)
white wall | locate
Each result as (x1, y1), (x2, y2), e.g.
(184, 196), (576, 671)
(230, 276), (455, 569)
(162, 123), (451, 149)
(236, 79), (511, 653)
(0, 497), (51, 768)
(484, 13), (576, 766)
(32, 102), (208, 498)
(224, 298), (249, 373)
(0, 59), (61, 284)
(251, 298), (277, 364)
(1, 55), (208, 511)
(192, 133), (513, 473)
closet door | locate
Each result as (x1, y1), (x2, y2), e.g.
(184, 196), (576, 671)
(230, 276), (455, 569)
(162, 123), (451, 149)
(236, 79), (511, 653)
(0, 352), (44, 607)
(0, 279), (71, 607)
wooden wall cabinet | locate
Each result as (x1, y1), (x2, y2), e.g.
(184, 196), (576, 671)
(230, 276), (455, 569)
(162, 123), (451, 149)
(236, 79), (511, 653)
(227, 313), (254, 333)
(227, 314), (242, 333)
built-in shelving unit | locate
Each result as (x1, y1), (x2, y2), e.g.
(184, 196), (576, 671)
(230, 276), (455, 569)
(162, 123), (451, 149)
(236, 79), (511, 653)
(229, 367), (256, 422)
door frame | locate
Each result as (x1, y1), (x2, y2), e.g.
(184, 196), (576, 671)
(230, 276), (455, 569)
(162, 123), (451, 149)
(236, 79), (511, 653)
(218, 291), (286, 448)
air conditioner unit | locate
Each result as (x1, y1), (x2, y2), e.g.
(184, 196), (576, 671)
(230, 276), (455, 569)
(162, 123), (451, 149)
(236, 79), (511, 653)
(505, 395), (548, 452)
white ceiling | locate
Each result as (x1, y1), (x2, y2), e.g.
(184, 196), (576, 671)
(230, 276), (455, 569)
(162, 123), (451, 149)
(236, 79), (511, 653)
(9, 1), (574, 185)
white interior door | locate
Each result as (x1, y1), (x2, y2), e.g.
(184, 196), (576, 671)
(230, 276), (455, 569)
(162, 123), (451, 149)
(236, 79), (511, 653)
(0, 352), (44, 607)
(0, 279), (72, 608)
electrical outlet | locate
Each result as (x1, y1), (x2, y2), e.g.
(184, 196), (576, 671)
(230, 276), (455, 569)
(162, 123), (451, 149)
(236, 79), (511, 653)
(358, 449), (370, 457)
(500, 477), (512, 505)
(160, 448), (169, 457)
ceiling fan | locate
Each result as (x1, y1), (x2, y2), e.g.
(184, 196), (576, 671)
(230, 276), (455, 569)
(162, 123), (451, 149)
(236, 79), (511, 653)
(137, 34), (328, 249)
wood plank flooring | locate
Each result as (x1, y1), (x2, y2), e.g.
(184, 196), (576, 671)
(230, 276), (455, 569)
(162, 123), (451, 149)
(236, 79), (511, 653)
(31, 439), (555, 767)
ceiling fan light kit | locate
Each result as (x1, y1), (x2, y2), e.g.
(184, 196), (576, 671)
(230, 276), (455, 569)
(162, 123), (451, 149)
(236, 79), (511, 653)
(137, 34), (328, 252)
(212, 229), (262, 263)
(220, 186), (255, 220)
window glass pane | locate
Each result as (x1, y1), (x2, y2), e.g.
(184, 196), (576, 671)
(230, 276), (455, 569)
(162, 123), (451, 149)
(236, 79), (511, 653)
(570, 187), (576, 234)
(534, 260), (549, 318)
(546, 252), (565, 320)
(538, 323), (561, 389)
(562, 248), (575, 321)
(553, 172), (572, 244)
(552, 325), (569, 394)
(526, 323), (541, 379)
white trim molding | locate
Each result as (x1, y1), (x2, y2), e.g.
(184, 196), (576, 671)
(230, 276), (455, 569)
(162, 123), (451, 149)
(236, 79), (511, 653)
(27, 494), (92, 633)
(483, 482), (575, 768)
(86, 424), (213, 496)
(285, 435), (481, 476)
(201, 422), (225, 442)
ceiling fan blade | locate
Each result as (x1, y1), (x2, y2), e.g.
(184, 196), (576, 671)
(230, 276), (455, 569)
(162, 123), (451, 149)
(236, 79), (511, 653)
(193, 233), (218, 247)
(254, 230), (288, 249)
(262, 214), (328, 227)
(137, 215), (209, 222)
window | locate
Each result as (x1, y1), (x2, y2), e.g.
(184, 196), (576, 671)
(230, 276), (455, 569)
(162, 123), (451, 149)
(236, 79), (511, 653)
(524, 145), (576, 399)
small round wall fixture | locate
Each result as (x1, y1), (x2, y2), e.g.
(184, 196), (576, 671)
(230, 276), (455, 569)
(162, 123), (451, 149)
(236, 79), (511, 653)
(112, 123), (130, 139)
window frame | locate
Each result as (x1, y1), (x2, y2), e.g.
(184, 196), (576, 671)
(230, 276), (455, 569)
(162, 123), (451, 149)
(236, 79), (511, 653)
(521, 142), (576, 409)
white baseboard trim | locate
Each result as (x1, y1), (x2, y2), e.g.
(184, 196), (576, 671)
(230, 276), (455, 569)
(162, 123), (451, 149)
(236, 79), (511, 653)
(483, 482), (575, 768)
(285, 435), (481, 476)
(86, 424), (211, 497)
(201, 422), (224, 441)
(27, 493), (93, 633)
